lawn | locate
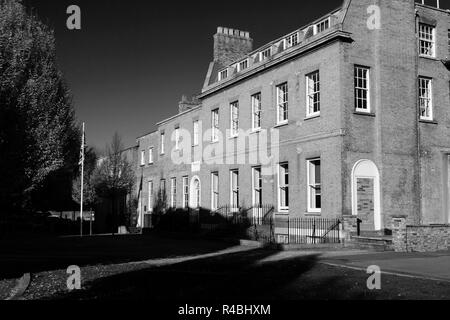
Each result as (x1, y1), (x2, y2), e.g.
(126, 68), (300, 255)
(2, 233), (450, 300)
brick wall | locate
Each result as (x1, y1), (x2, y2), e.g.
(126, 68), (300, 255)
(392, 216), (450, 252)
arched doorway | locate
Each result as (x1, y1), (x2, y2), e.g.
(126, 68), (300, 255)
(190, 176), (201, 208)
(351, 159), (381, 231)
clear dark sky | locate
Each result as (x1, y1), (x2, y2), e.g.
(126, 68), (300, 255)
(23, 0), (449, 150)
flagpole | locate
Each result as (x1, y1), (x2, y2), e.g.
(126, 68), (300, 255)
(80, 122), (85, 237)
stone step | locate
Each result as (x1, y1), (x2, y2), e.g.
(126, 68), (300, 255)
(349, 235), (394, 251)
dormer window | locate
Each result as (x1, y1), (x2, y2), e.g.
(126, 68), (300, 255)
(285, 32), (299, 49)
(218, 69), (228, 81)
(315, 18), (330, 34)
(237, 59), (248, 72)
(260, 48), (271, 61)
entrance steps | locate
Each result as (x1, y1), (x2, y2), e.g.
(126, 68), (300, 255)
(348, 233), (393, 251)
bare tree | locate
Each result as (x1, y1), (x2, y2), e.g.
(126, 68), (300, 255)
(92, 133), (135, 234)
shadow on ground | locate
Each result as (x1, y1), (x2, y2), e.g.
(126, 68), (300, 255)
(0, 232), (238, 280)
(44, 249), (368, 300)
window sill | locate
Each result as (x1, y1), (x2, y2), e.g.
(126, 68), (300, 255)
(354, 111), (375, 117)
(229, 135), (239, 140)
(276, 210), (289, 215)
(304, 114), (320, 121)
(419, 55), (439, 61)
(274, 121), (289, 128)
(250, 128), (262, 134)
(420, 119), (438, 125)
(305, 211), (322, 216)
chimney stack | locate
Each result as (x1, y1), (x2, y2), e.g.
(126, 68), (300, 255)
(213, 27), (253, 66)
(178, 95), (200, 113)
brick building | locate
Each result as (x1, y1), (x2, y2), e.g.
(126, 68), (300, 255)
(134, 0), (450, 236)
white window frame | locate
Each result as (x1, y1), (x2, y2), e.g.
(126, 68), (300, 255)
(218, 69), (228, 81)
(148, 147), (153, 164)
(306, 71), (320, 117)
(276, 83), (289, 125)
(285, 32), (299, 49)
(170, 177), (177, 208)
(230, 169), (239, 210)
(278, 163), (289, 212)
(252, 167), (262, 207)
(419, 23), (436, 58)
(182, 176), (189, 209)
(193, 120), (199, 146)
(148, 180), (153, 212)
(211, 109), (219, 142)
(160, 132), (165, 155)
(237, 59), (248, 72)
(354, 66), (371, 113)
(260, 47), (271, 61)
(419, 77), (433, 121)
(251, 93), (262, 131)
(230, 101), (239, 137)
(314, 17), (330, 34)
(307, 158), (321, 213)
(211, 172), (219, 211)
(140, 150), (145, 166)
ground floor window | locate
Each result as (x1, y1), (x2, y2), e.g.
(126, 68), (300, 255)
(182, 176), (189, 208)
(148, 180), (153, 212)
(278, 163), (289, 212)
(211, 172), (219, 211)
(170, 177), (177, 208)
(252, 167), (262, 207)
(307, 158), (321, 212)
(230, 169), (239, 210)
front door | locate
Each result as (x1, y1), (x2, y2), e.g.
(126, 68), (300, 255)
(356, 177), (375, 231)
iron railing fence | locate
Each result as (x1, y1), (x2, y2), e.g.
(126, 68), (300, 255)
(150, 206), (341, 244)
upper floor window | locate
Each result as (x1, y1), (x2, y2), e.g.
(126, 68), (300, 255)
(285, 32), (299, 49)
(160, 132), (165, 155)
(278, 163), (289, 212)
(148, 147), (153, 164)
(140, 150), (145, 166)
(276, 83), (289, 124)
(211, 109), (219, 142)
(315, 18), (330, 34)
(307, 158), (321, 213)
(260, 47), (271, 61)
(174, 127), (180, 150)
(419, 23), (435, 58)
(193, 120), (199, 146)
(211, 172), (219, 211)
(218, 69), (228, 81)
(251, 93), (262, 131)
(447, 29), (450, 56)
(306, 71), (320, 117)
(419, 77), (433, 121)
(238, 59), (248, 72)
(354, 66), (370, 112)
(230, 101), (239, 137)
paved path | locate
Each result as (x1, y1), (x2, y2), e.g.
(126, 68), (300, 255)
(320, 250), (450, 282)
